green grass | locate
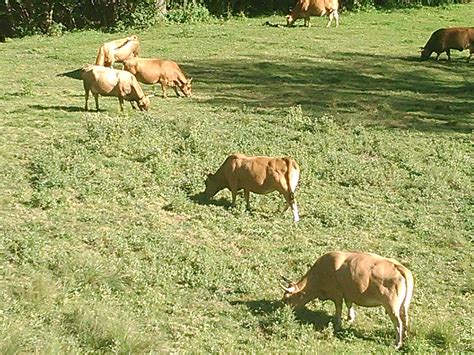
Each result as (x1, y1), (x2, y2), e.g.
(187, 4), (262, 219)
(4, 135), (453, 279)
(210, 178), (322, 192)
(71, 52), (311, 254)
(1, 4), (473, 353)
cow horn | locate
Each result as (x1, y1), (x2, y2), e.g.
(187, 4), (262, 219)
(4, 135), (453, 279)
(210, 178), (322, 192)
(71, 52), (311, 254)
(281, 275), (293, 284)
(281, 284), (296, 293)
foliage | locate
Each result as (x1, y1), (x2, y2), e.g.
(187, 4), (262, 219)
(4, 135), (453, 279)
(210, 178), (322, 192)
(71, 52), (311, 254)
(1, 0), (472, 37)
(0, 5), (473, 353)
(340, 0), (470, 10)
(166, 4), (214, 23)
(2, 0), (161, 36)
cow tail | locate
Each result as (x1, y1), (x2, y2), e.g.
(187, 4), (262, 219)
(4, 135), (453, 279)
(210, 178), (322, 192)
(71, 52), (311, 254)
(395, 264), (414, 327)
(284, 158), (300, 200)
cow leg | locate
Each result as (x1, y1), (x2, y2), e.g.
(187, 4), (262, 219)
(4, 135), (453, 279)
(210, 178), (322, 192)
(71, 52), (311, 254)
(93, 93), (100, 111)
(130, 101), (137, 110)
(400, 293), (411, 339)
(229, 184), (238, 207)
(468, 48), (473, 62)
(244, 190), (251, 210)
(436, 52), (440, 61)
(161, 83), (167, 98)
(118, 97), (124, 112)
(327, 13), (333, 28)
(84, 88), (89, 111)
(385, 304), (403, 349)
(334, 10), (339, 27)
(333, 298), (343, 331)
(345, 300), (355, 324)
(174, 86), (181, 97)
(400, 304), (408, 339)
(446, 49), (451, 61)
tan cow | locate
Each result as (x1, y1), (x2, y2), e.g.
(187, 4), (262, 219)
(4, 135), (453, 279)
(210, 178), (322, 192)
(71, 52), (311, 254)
(286, 0), (339, 28)
(123, 57), (192, 98)
(282, 251), (414, 349)
(204, 154), (300, 222)
(95, 35), (140, 68)
(81, 64), (150, 112)
(421, 27), (474, 61)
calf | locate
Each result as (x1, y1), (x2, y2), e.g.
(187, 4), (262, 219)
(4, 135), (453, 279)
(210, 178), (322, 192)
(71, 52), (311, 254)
(204, 154), (300, 222)
(286, 0), (339, 28)
(421, 27), (474, 61)
(81, 65), (150, 112)
(123, 57), (192, 98)
(95, 35), (140, 68)
(282, 251), (414, 349)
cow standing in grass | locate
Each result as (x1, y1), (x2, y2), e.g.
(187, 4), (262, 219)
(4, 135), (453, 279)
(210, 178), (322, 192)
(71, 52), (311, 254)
(81, 65), (150, 112)
(286, 0), (339, 28)
(421, 27), (474, 61)
(95, 35), (140, 68)
(124, 57), (192, 98)
(282, 251), (414, 349)
(204, 154), (300, 222)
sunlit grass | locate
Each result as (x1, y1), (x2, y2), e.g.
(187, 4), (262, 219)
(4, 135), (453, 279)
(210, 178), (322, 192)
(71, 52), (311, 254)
(0, 4), (472, 353)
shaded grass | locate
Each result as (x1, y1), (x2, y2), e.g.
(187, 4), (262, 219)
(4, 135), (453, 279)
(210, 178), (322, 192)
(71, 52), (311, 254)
(0, 4), (473, 353)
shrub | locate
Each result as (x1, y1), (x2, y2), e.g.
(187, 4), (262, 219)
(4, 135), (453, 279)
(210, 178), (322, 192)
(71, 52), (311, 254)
(166, 4), (214, 23)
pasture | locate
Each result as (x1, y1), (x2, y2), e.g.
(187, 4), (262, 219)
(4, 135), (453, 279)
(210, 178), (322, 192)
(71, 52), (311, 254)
(0, 4), (473, 353)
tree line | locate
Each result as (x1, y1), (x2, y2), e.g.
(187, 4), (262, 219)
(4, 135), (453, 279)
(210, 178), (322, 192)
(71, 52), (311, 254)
(0, 0), (469, 39)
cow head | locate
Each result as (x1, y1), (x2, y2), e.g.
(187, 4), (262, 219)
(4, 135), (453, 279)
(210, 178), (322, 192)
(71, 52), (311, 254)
(420, 47), (431, 61)
(204, 173), (220, 198)
(123, 58), (137, 75)
(281, 276), (307, 310)
(138, 95), (151, 111)
(181, 78), (193, 97)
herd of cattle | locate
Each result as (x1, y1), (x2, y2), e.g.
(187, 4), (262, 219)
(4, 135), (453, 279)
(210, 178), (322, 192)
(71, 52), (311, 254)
(81, 35), (192, 112)
(77, 8), (472, 348)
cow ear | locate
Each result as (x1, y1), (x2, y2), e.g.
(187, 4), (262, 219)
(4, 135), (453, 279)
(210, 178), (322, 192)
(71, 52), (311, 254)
(188, 77), (193, 83)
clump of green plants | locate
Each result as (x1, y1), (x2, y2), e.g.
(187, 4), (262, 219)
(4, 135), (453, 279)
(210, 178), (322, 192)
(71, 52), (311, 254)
(166, 4), (214, 23)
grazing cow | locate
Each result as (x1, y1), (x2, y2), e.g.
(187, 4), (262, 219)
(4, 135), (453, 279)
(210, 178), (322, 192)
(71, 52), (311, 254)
(123, 57), (192, 98)
(421, 27), (474, 61)
(204, 154), (300, 222)
(286, 0), (339, 28)
(81, 65), (150, 112)
(95, 35), (140, 68)
(281, 251), (414, 349)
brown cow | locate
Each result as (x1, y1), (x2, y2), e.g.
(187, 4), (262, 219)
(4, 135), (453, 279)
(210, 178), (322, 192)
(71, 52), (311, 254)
(286, 0), (339, 28)
(95, 35), (140, 68)
(421, 27), (474, 61)
(282, 251), (414, 349)
(123, 57), (192, 98)
(204, 154), (300, 222)
(81, 65), (150, 112)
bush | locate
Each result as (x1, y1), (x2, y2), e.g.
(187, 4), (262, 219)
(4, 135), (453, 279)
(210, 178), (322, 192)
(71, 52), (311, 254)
(166, 4), (214, 23)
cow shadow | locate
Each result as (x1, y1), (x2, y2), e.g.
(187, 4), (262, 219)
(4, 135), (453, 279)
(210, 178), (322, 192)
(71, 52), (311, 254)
(189, 192), (233, 209)
(183, 50), (473, 133)
(28, 104), (85, 112)
(335, 326), (397, 348)
(230, 299), (332, 332)
(263, 21), (286, 28)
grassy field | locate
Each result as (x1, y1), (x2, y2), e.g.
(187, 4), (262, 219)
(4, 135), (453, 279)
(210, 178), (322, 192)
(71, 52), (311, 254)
(0, 4), (473, 353)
